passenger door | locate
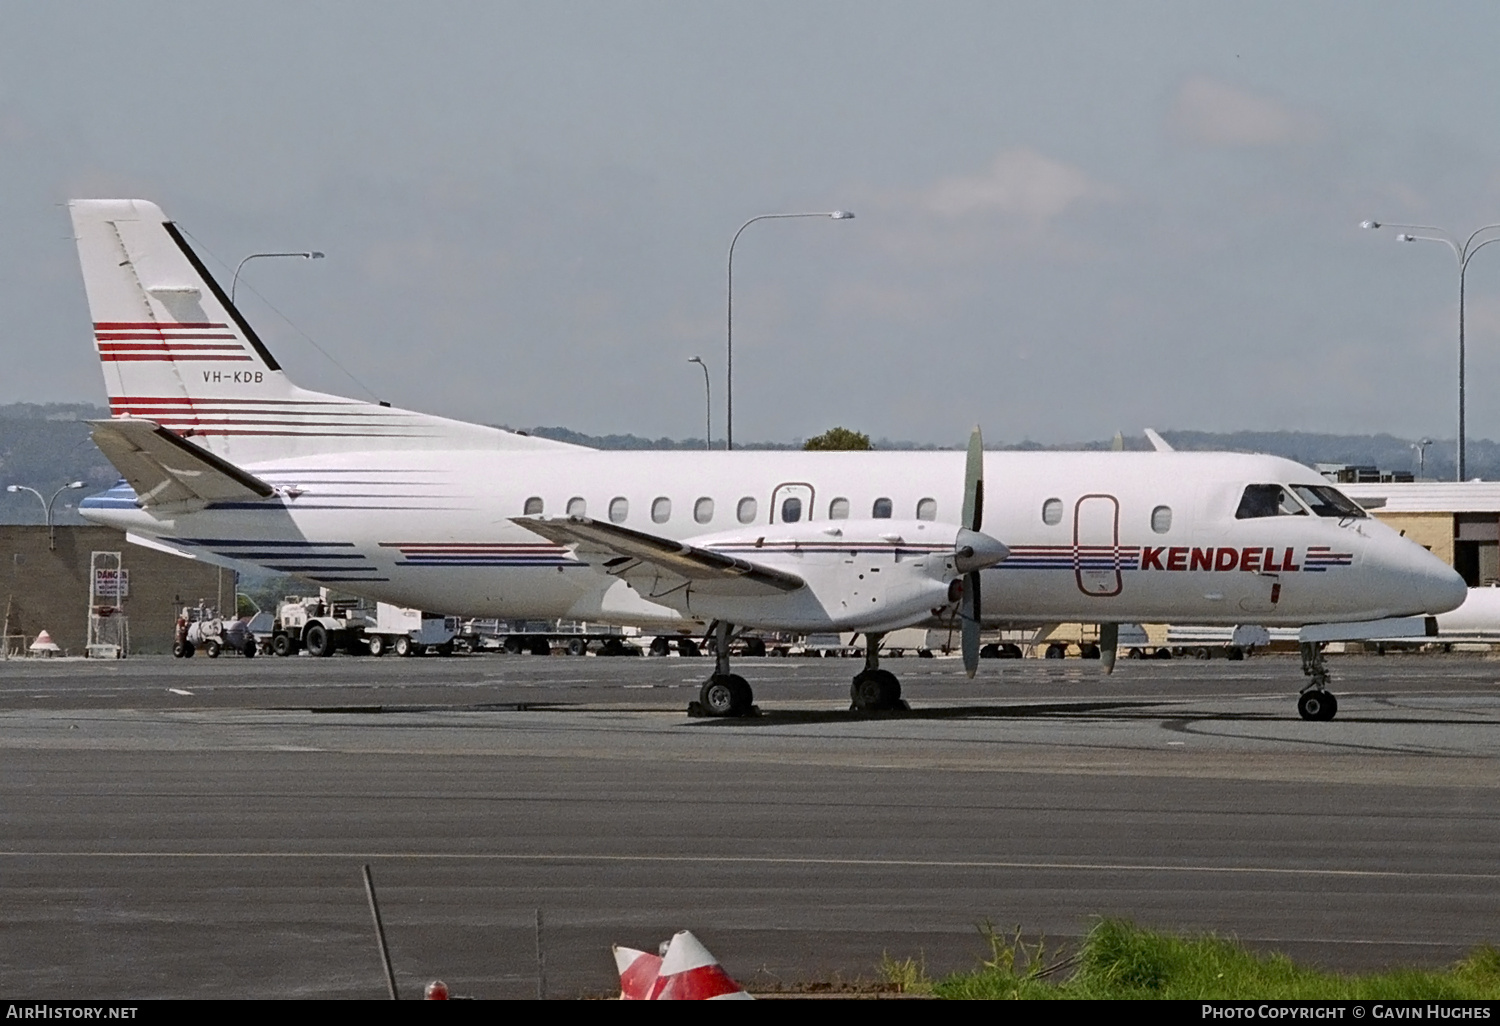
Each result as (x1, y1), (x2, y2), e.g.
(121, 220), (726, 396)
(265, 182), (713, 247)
(1074, 494), (1123, 597)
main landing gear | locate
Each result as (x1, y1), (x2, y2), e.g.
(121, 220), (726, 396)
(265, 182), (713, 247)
(851, 632), (908, 713)
(1297, 641), (1339, 721)
(692, 621), (755, 717)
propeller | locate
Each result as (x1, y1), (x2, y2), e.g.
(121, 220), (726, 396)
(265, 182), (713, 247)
(957, 425), (1002, 678)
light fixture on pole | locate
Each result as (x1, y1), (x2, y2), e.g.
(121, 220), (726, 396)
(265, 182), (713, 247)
(726, 210), (855, 450)
(1362, 219), (1500, 481)
(7, 481), (86, 550)
(231, 251), (325, 305)
(1412, 437), (1433, 478)
(687, 356), (711, 451)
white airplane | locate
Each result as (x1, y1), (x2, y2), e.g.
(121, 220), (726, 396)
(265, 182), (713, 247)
(67, 199), (1466, 721)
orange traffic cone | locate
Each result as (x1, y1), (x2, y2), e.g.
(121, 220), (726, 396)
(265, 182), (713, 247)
(652, 931), (751, 1000)
(612, 945), (663, 1000)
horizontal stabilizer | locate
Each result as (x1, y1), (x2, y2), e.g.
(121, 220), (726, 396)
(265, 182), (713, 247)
(512, 516), (804, 596)
(90, 418), (276, 509)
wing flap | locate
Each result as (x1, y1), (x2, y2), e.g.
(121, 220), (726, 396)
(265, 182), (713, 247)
(89, 419), (276, 509)
(511, 516), (804, 596)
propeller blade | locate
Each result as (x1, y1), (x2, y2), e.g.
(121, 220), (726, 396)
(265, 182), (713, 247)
(962, 425), (984, 532)
(962, 570), (981, 678)
(1099, 622), (1119, 675)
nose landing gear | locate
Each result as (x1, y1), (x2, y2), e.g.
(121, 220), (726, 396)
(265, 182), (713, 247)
(1297, 641), (1339, 721)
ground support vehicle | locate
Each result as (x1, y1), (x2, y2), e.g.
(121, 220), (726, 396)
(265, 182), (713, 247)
(268, 594), (369, 658)
(493, 620), (644, 656)
(172, 603), (256, 658)
(362, 603), (459, 657)
(1164, 624), (1278, 660)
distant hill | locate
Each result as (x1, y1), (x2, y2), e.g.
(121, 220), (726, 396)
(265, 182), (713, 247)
(0, 403), (116, 525)
(0, 403), (1479, 524)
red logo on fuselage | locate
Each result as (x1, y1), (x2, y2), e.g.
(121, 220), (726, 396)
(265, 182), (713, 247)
(1140, 547), (1300, 572)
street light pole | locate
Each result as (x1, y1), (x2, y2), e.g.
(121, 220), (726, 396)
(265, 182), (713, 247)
(687, 356), (711, 451)
(726, 210), (854, 450)
(231, 251), (325, 305)
(6, 481), (85, 550)
(1362, 219), (1500, 481)
(1412, 437), (1433, 478)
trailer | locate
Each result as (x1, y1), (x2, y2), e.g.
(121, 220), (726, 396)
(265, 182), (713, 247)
(172, 602), (257, 658)
(363, 603), (459, 657)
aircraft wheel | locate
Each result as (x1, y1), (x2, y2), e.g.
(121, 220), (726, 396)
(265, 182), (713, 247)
(700, 674), (752, 716)
(1298, 690), (1338, 722)
(305, 624), (334, 658)
(367, 635), (386, 657)
(567, 637), (587, 656)
(394, 636), (413, 657)
(851, 669), (902, 712)
(272, 633), (293, 657)
(204, 640), (221, 659)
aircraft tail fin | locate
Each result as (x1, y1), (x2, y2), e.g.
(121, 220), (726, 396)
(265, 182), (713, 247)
(68, 199), (575, 463)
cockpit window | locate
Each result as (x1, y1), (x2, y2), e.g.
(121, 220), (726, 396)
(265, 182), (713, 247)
(1235, 485), (1308, 519)
(1290, 484), (1367, 519)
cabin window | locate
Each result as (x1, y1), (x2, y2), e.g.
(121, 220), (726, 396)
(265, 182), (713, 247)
(1150, 505), (1172, 534)
(737, 496), (757, 524)
(609, 497), (629, 523)
(523, 496), (543, 516)
(566, 497), (586, 517)
(1042, 498), (1063, 525)
(872, 497), (893, 519)
(1235, 485), (1307, 520)
(651, 497), (671, 524)
(781, 496), (803, 523)
(828, 497), (850, 520)
(694, 497), (715, 524)
(916, 498), (937, 521)
(1290, 484), (1367, 519)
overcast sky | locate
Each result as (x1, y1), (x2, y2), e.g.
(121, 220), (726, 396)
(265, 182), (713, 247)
(5, 2), (1500, 446)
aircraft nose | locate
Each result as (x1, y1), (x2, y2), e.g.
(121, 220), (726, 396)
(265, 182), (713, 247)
(1422, 560), (1468, 615)
(1380, 536), (1467, 615)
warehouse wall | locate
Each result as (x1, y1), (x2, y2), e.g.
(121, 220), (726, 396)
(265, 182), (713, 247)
(0, 526), (226, 656)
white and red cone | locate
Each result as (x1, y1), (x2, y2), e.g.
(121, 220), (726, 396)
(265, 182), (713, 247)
(612, 945), (664, 1000)
(652, 930), (751, 1000)
(29, 630), (59, 655)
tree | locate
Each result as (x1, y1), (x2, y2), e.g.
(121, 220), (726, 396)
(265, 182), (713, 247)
(803, 427), (872, 451)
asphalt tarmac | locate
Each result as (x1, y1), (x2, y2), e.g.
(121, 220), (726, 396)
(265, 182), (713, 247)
(2, 649), (1498, 998)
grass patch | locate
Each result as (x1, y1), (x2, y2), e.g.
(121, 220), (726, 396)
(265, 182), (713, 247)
(922, 920), (1500, 1000)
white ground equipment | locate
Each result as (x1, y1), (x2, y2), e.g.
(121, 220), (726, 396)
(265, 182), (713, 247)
(173, 602), (255, 658)
(363, 603), (457, 657)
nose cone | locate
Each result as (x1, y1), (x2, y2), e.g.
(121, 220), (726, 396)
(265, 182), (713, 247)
(1422, 561), (1469, 615)
(1378, 535), (1468, 616)
(955, 529), (1009, 573)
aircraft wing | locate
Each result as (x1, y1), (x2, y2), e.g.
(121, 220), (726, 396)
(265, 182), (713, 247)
(510, 516), (804, 597)
(89, 418), (276, 509)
